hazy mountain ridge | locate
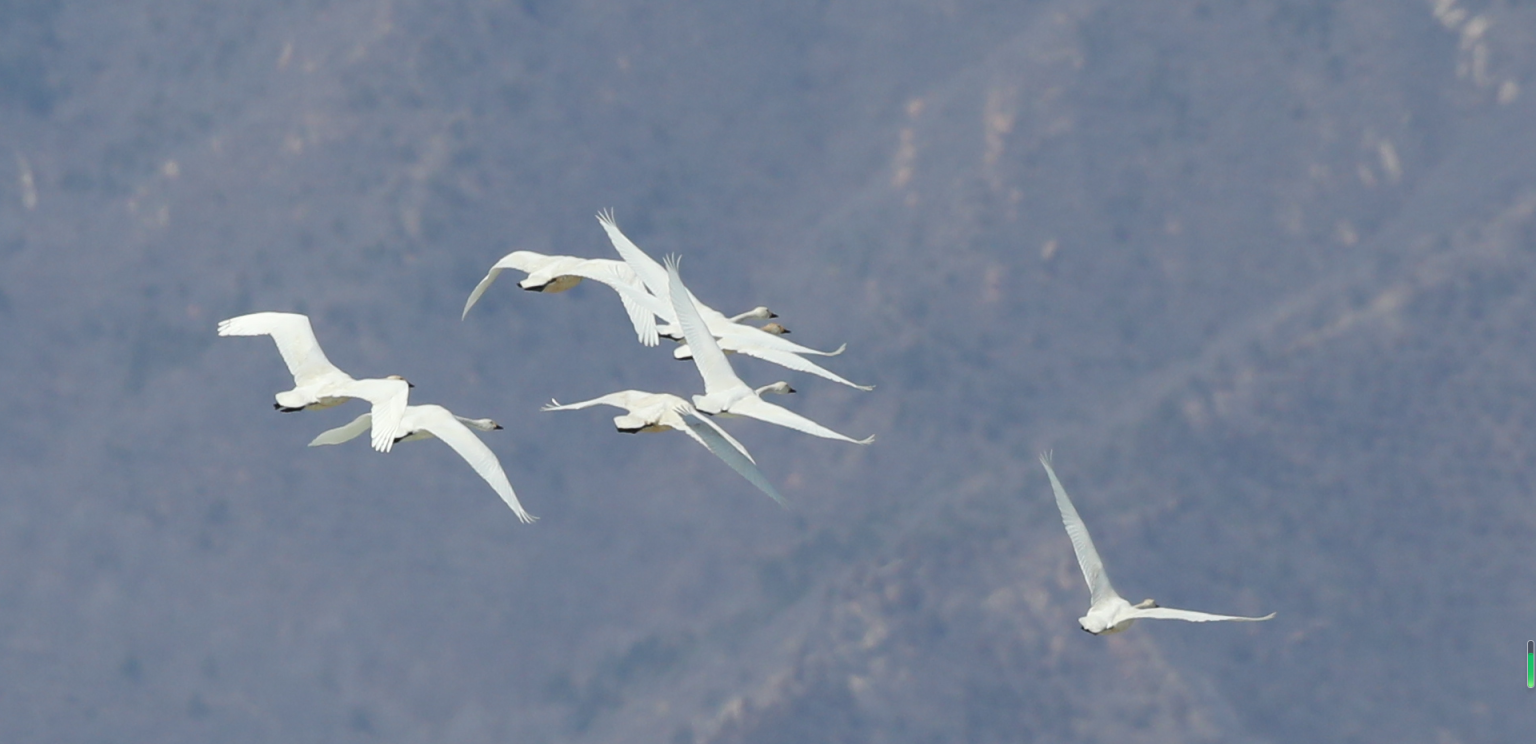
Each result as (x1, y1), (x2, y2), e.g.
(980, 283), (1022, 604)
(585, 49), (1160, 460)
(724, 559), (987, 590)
(0, 0), (1532, 741)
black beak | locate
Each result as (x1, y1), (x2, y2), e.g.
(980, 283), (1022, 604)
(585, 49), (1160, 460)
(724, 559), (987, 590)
(407, 381), (416, 388)
(493, 424), (504, 430)
(786, 386), (797, 394)
(769, 311), (779, 318)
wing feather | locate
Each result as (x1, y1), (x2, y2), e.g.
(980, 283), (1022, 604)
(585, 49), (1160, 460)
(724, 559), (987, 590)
(1039, 453), (1121, 607)
(217, 312), (343, 385)
(339, 378), (410, 453)
(308, 414), (372, 446)
(418, 407), (537, 524)
(540, 391), (642, 412)
(728, 345), (873, 391)
(569, 261), (667, 347)
(664, 256), (747, 395)
(597, 210), (671, 298)
(1130, 607), (1276, 624)
(727, 395), (874, 444)
(676, 407), (787, 508)
(462, 267), (504, 319)
(717, 324), (847, 357)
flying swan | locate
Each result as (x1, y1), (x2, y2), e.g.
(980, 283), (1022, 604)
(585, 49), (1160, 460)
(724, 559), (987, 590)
(592, 213), (871, 390)
(542, 391), (786, 507)
(665, 255), (874, 445)
(217, 312), (411, 452)
(309, 405), (537, 524)
(1039, 452), (1274, 634)
(596, 210), (847, 358)
(461, 251), (662, 346)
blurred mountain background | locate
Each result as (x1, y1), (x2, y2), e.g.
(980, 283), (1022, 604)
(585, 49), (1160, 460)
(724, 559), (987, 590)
(1, 0), (1532, 741)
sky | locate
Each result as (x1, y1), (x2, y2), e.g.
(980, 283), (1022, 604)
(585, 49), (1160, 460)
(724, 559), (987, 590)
(1, 0), (1532, 741)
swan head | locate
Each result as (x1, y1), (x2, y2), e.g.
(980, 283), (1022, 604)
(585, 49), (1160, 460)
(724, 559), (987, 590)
(1133, 598), (1158, 609)
(755, 381), (795, 396)
(759, 322), (790, 335)
(740, 306), (777, 320)
(385, 374), (415, 389)
(462, 418), (502, 431)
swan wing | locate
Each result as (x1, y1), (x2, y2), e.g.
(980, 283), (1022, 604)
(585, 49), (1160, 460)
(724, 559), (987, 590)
(665, 255), (746, 396)
(462, 252), (558, 318)
(540, 391), (644, 413)
(1128, 606), (1276, 624)
(717, 324), (848, 357)
(595, 211), (764, 336)
(727, 395), (874, 445)
(619, 291), (661, 347)
(674, 403), (755, 464)
(596, 210), (671, 298)
(1039, 453), (1121, 607)
(217, 312), (344, 386)
(340, 377), (411, 453)
(308, 413), (373, 446)
(414, 406), (537, 524)
(461, 267), (504, 319)
(675, 406), (787, 508)
(569, 261), (667, 347)
(727, 345), (874, 391)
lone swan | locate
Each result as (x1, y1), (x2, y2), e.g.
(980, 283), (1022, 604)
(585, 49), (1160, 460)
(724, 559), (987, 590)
(1040, 452), (1274, 634)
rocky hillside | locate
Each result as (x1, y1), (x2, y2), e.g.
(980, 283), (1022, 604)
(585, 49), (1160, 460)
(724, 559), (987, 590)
(0, 0), (1530, 741)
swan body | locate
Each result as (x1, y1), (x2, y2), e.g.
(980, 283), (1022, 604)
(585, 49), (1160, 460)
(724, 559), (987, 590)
(462, 250), (662, 346)
(217, 312), (411, 453)
(664, 255), (873, 445)
(309, 405), (537, 524)
(542, 391), (786, 507)
(596, 210), (847, 358)
(1039, 453), (1274, 634)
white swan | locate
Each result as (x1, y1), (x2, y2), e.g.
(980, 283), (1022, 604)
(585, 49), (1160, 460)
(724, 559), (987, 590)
(1039, 453), (1274, 634)
(596, 210), (846, 358)
(670, 304), (872, 391)
(217, 312), (411, 453)
(461, 250), (662, 346)
(665, 255), (874, 445)
(309, 405), (537, 524)
(542, 391), (786, 507)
